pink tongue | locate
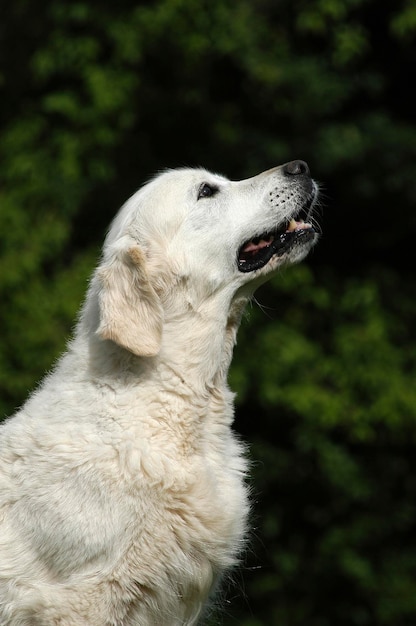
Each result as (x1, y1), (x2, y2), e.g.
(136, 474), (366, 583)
(241, 220), (312, 254)
(242, 235), (274, 254)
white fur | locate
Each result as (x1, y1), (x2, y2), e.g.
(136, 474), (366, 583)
(0, 165), (318, 625)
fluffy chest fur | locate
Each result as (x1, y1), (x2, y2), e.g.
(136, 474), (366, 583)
(0, 362), (248, 625)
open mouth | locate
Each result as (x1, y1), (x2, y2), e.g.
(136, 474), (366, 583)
(237, 199), (317, 273)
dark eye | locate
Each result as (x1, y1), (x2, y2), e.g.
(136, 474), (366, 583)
(197, 183), (218, 200)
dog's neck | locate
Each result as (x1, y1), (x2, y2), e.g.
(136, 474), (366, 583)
(157, 293), (249, 391)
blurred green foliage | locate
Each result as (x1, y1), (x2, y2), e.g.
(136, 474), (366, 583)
(228, 267), (416, 625)
(1, 0), (416, 624)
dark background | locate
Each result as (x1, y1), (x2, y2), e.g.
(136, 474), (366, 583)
(1, 1), (416, 624)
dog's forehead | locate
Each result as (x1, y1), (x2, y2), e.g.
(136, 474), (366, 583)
(160, 167), (230, 190)
(144, 168), (233, 217)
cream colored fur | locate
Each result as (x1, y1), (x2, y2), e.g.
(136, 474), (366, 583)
(0, 165), (318, 625)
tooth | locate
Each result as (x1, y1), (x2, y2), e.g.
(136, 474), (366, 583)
(287, 219), (298, 232)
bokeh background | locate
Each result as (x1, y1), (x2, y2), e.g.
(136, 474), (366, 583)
(1, 1), (416, 624)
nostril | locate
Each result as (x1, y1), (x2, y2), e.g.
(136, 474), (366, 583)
(283, 160), (310, 177)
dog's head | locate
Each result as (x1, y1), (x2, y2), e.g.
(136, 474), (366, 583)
(93, 163), (319, 356)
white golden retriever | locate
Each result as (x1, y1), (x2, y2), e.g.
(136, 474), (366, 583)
(0, 161), (319, 625)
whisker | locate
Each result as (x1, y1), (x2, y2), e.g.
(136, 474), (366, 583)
(252, 296), (277, 319)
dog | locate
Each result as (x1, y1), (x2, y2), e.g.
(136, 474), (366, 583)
(0, 161), (319, 625)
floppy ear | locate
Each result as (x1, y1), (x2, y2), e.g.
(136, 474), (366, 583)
(96, 244), (163, 357)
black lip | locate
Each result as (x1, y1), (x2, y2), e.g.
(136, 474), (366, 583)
(237, 227), (316, 273)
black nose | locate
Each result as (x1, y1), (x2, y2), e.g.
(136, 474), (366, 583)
(283, 160), (310, 177)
